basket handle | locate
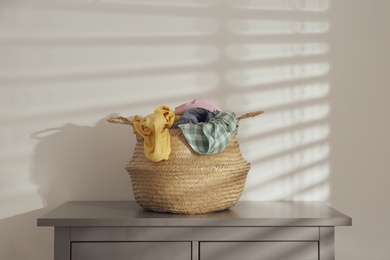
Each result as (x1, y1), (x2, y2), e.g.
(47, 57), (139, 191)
(107, 115), (134, 126)
(237, 111), (264, 121)
(107, 111), (264, 126)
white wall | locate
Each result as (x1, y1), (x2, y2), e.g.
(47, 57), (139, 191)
(0, 0), (389, 259)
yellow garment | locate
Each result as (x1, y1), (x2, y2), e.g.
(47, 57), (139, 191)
(132, 106), (175, 162)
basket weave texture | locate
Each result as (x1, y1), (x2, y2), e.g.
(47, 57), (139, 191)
(108, 111), (263, 214)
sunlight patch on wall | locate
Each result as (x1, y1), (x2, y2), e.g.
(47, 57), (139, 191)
(227, 63), (329, 87)
(228, 82), (329, 109)
(247, 144), (330, 183)
(243, 103), (330, 136)
(243, 124), (329, 161)
(244, 161), (330, 200)
(0, 3), (219, 37)
(242, 143), (330, 200)
(227, 0), (330, 11)
(0, 45), (220, 76)
(0, 72), (219, 123)
(227, 43), (329, 61)
(289, 163), (330, 200)
(93, 0), (219, 8)
(227, 0), (332, 201)
(227, 19), (329, 35)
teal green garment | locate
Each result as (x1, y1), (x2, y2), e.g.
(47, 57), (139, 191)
(178, 111), (238, 154)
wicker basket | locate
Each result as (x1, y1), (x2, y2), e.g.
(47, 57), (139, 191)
(107, 111), (263, 214)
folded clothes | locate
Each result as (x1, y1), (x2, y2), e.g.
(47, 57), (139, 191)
(175, 97), (221, 115)
(172, 108), (219, 128)
(178, 111), (238, 155)
(132, 106), (175, 162)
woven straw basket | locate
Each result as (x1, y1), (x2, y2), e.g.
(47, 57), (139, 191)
(108, 111), (263, 214)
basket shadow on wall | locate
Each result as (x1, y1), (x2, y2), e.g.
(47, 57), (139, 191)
(31, 116), (135, 206)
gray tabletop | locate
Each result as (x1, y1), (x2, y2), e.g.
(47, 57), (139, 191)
(37, 201), (352, 227)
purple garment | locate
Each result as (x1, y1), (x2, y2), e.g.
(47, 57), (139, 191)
(175, 98), (221, 115)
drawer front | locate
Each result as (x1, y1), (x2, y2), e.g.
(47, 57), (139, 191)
(200, 241), (318, 260)
(72, 242), (191, 260)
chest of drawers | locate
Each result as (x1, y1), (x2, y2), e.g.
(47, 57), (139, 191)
(38, 201), (351, 260)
